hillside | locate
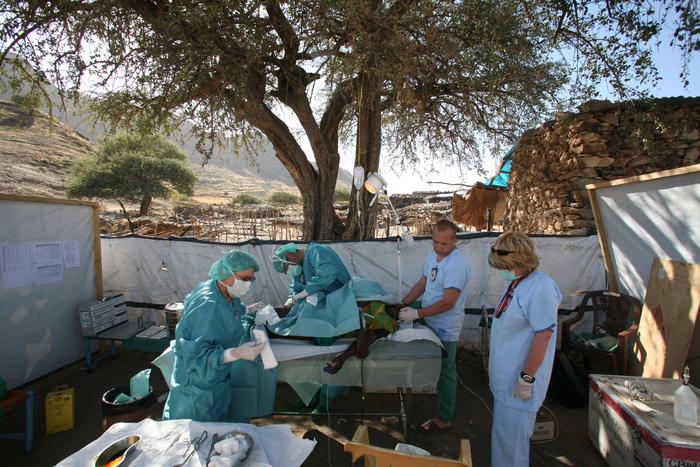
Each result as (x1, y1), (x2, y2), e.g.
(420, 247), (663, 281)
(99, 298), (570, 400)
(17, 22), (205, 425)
(0, 100), (303, 206)
(0, 101), (93, 199)
(0, 59), (352, 189)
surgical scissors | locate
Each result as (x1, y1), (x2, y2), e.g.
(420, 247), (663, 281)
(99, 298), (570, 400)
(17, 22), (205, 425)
(174, 430), (208, 467)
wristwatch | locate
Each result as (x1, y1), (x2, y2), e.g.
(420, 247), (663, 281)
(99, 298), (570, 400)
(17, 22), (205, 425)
(520, 371), (535, 383)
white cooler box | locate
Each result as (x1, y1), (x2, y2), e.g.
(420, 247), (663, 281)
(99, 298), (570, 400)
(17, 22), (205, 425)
(589, 374), (700, 466)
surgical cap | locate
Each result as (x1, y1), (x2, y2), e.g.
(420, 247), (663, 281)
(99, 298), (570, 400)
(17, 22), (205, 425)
(208, 251), (259, 281)
(271, 243), (298, 273)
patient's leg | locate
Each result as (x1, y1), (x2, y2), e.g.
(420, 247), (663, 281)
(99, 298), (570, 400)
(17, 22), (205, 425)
(323, 329), (391, 374)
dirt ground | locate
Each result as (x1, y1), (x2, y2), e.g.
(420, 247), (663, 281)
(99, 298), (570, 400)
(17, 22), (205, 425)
(1, 346), (606, 466)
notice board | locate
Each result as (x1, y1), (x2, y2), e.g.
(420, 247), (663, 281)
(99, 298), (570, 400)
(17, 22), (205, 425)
(0, 194), (102, 388)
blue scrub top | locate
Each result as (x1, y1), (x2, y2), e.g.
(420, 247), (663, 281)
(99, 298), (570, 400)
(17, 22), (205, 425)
(288, 243), (351, 298)
(421, 248), (470, 342)
(488, 271), (562, 412)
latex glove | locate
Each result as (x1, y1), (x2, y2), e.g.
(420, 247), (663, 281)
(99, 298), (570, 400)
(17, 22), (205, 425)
(512, 375), (533, 400)
(292, 290), (309, 303)
(399, 306), (420, 322)
(283, 297), (293, 308)
(222, 341), (263, 363)
(245, 302), (265, 314)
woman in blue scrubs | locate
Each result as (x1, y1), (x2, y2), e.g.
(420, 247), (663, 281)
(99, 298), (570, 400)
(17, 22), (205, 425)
(163, 251), (276, 422)
(488, 233), (562, 466)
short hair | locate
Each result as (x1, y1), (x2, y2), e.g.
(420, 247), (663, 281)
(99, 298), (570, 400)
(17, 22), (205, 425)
(487, 232), (540, 272)
(433, 218), (458, 237)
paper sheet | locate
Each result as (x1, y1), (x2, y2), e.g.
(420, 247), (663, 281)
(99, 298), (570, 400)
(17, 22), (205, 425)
(35, 241), (63, 265)
(36, 263), (64, 285)
(1, 242), (35, 289)
(62, 240), (80, 268)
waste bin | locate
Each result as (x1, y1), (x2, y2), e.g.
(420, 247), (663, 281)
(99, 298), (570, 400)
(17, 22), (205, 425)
(164, 302), (184, 338)
(101, 386), (157, 431)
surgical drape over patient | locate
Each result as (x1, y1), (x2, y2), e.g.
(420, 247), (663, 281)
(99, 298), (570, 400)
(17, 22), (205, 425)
(267, 277), (395, 337)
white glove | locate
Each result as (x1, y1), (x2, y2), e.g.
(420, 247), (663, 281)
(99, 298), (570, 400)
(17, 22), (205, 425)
(512, 375), (534, 400)
(399, 306), (420, 322)
(283, 298), (293, 308)
(222, 341), (263, 363)
(245, 302), (265, 314)
(292, 290), (309, 303)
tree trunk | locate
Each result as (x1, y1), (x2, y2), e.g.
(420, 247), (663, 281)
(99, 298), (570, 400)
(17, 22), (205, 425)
(139, 195), (152, 216)
(344, 71), (382, 240)
(118, 201), (135, 233)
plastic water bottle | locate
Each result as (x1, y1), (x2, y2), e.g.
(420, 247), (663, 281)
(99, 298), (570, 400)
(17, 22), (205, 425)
(674, 366), (698, 427)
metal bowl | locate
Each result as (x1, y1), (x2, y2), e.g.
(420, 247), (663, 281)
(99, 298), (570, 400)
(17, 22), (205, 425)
(92, 435), (141, 467)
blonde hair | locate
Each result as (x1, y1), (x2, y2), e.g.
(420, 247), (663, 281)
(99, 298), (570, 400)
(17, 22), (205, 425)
(488, 232), (540, 272)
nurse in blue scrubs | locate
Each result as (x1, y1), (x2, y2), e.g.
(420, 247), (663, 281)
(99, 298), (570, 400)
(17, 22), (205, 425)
(487, 233), (562, 466)
(163, 251), (276, 422)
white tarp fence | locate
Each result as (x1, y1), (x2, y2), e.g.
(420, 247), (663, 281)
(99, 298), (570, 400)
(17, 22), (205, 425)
(101, 234), (605, 348)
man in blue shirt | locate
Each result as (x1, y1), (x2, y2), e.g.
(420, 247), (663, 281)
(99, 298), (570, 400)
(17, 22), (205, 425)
(399, 219), (470, 433)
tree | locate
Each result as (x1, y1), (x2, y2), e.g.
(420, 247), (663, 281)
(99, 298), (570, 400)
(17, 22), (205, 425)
(231, 194), (261, 206)
(2, 1), (697, 239)
(66, 133), (197, 220)
(268, 191), (301, 206)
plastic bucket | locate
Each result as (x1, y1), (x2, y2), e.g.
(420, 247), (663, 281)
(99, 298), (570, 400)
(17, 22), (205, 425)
(101, 386), (157, 431)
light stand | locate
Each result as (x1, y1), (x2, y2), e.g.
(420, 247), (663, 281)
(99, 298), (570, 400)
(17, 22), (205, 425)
(361, 171), (414, 299)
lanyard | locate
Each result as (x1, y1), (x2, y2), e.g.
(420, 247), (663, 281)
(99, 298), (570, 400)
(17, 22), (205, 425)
(494, 275), (528, 318)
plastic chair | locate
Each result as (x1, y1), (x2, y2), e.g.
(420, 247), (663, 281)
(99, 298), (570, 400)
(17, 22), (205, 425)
(561, 290), (642, 375)
(0, 389), (34, 453)
(344, 424), (472, 467)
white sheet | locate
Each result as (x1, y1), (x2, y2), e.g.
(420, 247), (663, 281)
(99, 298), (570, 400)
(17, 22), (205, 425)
(54, 418), (315, 467)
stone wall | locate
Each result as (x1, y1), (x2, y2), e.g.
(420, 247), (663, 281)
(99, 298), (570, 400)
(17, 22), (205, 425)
(503, 97), (700, 234)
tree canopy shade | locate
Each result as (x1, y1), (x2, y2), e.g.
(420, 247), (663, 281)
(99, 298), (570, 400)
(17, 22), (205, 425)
(66, 133), (197, 217)
(2, 1), (697, 239)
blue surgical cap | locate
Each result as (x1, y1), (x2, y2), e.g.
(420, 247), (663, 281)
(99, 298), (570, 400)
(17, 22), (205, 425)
(208, 251), (259, 281)
(271, 243), (298, 273)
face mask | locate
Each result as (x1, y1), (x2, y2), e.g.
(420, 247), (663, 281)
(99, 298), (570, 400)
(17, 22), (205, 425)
(287, 264), (303, 277)
(225, 278), (251, 297)
(498, 270), (519, 281)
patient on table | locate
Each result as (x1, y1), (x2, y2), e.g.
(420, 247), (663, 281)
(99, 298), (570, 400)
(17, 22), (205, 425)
(323, 301), (402, 374)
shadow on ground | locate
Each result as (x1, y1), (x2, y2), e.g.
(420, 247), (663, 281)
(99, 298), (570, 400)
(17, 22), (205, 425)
(1, 346), (605, 466)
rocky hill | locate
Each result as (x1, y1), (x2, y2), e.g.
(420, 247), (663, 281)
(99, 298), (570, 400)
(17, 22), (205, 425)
(0, 59), (352, 193)
(0, 100), (92, 199)
(0, 100), (306, 207)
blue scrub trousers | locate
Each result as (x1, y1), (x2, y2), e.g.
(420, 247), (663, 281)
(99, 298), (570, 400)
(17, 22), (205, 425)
(491, 399), (537, 467)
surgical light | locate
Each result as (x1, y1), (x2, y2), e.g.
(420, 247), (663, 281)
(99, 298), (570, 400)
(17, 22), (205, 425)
(364, 172), (387, 194)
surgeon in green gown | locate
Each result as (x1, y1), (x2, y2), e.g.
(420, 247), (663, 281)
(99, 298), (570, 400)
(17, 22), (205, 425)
(163, 251), (276, 422)
(271, 242), (352, 412)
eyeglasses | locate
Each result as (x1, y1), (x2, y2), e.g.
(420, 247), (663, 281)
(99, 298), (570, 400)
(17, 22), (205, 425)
(490, 245), (512, 256)
(235, 273), (255, 282)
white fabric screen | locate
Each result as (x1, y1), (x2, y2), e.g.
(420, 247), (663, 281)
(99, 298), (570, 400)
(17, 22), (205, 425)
(0, 198), (98, 388)
(592, 169), (700, 301)
(101, 234), (605, 348)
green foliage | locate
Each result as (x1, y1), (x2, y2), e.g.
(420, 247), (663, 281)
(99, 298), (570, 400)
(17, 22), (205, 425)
(333, 188), (350, 202)
(66, 133), (196, 215)
(2, 0), (697, 238)
(268, 192), (300, 206)
(230, 194), (260, 206)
